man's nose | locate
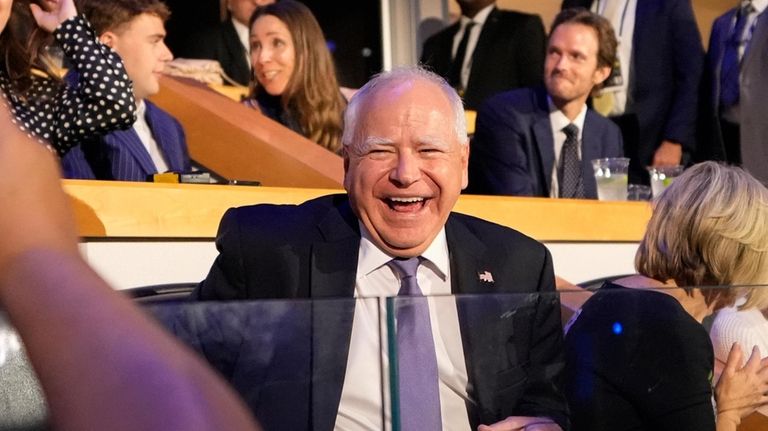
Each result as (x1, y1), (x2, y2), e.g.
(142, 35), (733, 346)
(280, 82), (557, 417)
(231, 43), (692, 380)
(389, 151), (422, 186)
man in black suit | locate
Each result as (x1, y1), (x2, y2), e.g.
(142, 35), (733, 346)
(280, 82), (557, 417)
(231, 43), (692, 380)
(468, 9), (623, 199)
(195, 67), (567, 431)
(190, 0), (272, 86)
(420, 0), (546, 110)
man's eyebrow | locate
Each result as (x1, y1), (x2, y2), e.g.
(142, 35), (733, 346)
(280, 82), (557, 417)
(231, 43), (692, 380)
(357, 136), (393, 152)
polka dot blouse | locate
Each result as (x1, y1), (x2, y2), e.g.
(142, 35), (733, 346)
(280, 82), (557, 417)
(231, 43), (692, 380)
(0, 15), (137, 157)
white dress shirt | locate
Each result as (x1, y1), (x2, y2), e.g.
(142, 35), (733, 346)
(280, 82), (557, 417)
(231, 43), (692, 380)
(451, 3), (494, 90)
(231, 17), (251, 68)
(334, 224), (471, 431)
(132, 100), (169, 173)
(592, 0), (637, 115)
(548, 99), (588, 198)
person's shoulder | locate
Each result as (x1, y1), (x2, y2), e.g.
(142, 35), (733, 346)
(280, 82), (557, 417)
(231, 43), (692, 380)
(494, 7), (544, 23)
(448, 211), (545, 252)
(480, 87), (542, 116)
(144, 100), (181, 124)
(224, 194), (348, 230)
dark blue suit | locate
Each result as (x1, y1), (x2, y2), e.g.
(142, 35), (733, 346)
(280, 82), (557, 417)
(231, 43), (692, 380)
(62, 101), (191, 181)
(698, 9), (768, 183)
(561, 0), (704, 184)
(193, 194), (569, 431)
(467, 87), (623, 198)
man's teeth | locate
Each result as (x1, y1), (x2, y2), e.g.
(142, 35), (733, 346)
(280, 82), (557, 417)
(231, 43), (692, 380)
(390, 197), (424, 203)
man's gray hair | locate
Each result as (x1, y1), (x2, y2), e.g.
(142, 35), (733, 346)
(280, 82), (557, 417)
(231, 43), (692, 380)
(341, 66), (468, 148)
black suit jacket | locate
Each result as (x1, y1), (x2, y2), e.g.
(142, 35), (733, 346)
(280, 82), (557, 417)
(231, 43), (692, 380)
(562, 0), (703, 182)
(195, 194), (568, 430)
(420, 7), (546, 110)
(192, 19), (251, 86)
(468, 87), (623, 198)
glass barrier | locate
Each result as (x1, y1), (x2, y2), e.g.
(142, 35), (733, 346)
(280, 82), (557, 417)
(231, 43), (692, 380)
(2, 285), (768, 431)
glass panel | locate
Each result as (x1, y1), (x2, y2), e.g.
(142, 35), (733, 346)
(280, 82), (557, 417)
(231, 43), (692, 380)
(1, 286), (767, 431)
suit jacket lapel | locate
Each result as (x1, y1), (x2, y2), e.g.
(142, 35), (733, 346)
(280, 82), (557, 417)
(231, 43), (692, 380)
(446, 216), (508, 425)
(581, 111), (602, 199)
(108, 127), (156, 176)
(309, 198), (359, 431)
(532, 90), (555, 195)
(145, 102), (185, 172)
(468, 7), (500, 86)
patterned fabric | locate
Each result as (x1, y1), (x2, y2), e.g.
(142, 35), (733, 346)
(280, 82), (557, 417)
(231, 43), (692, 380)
(61, 101), (190, 181)
(558, 123), (584, 198)
(0, 15), (136, 156)
(387, 257), (442, 431)
(719, 1), (755, 109)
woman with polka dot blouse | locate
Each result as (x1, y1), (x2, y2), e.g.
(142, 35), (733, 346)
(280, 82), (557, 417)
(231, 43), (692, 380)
(0, 0), (136, 157)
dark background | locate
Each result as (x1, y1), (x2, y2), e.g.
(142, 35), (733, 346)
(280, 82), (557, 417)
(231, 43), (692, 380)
(163, 0), (382, 88)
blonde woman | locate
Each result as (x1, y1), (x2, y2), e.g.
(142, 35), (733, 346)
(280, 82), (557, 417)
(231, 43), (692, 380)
(563, 162), (768, 431)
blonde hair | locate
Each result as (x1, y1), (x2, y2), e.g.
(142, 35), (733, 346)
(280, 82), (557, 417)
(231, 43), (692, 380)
(636, 162), (768, 310)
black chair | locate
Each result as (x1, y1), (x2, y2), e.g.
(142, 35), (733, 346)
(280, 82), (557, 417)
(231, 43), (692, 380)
(121, 282), (196, 304)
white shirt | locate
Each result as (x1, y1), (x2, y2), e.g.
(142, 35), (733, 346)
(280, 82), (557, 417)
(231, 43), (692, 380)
(334, 224), (471, 431)
(231, 17), (251, 68)
(548, 99), (588, 198)
(592, 0), (637, 115)
(451, 3), (494, 90)
(132, 101), (169, 173)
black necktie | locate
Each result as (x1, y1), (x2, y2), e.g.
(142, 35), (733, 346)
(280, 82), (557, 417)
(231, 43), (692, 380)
(558, 124), (584, 199)
(447, 21), (476, 91)
(720, 1), (755, 109)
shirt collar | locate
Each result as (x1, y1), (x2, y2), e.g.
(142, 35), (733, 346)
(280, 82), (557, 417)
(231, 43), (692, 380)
(751, 0), (768, 14)
(461, 3), (494, 26)
(231, 17), (250, 51)
(357, 222), (449, 281)
(547, 96), (588, 135)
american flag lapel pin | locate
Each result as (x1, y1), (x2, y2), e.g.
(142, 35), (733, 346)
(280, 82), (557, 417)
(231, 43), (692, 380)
(478, 270), (494, 283)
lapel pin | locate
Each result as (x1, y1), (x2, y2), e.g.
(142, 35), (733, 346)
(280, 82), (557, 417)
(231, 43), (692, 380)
(478, 271), (494, 283)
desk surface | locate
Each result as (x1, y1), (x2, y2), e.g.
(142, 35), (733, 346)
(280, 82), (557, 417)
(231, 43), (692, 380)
(63, 180), (651, 241)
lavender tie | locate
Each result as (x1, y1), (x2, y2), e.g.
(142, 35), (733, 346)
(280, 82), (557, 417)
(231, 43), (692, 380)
(388, 257), (442, 430)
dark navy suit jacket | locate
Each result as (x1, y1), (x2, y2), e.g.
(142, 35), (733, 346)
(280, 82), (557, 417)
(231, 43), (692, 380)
(420, 7), (546, 110)
(62, 101), (190, 181)
(562, 0), (703, 180)
(193, 194), (569, 431)
(698, 9), (768, 183)
(467, 87), (623, 198)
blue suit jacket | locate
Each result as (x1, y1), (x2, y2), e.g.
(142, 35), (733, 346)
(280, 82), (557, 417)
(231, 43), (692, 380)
(62, 101), (191, 181)
(467, 87), (623, 198)
(193, 194), (569, 431)
(698, 9), (768, 183)
(562, 0), (703, 179)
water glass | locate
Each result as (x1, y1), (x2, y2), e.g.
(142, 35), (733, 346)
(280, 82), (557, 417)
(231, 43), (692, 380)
(647, 165), (684, 197)
(591, 158), (630, 201)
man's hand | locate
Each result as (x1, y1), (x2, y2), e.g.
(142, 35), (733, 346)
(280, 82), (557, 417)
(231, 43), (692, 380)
(29, 0), (77, 33)
(478, 416), (562, 431)
(652, 140), (683, 166)
(715, 343), (768, 421)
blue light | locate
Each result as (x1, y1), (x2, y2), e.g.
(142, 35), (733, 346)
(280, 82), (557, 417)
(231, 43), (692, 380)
(612, 322), (623, 335)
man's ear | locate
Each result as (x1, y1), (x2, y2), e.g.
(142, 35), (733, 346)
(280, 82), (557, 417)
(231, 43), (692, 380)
(99, 31), (117, 49)
(593, 65), (612, 86)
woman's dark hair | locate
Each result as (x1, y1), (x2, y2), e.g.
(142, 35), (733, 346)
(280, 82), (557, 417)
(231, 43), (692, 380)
(0, 0), (59, 96)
